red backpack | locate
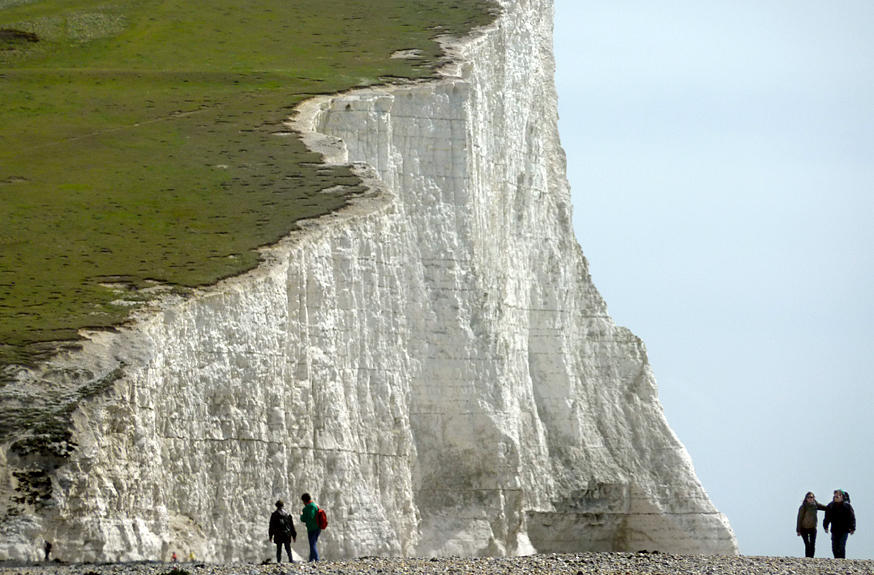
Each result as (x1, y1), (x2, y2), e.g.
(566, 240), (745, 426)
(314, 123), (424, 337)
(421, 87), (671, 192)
(316, 507), (328, 529)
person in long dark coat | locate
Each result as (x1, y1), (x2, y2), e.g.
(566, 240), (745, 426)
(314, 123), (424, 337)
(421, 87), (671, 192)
(268, 499), (297, 563)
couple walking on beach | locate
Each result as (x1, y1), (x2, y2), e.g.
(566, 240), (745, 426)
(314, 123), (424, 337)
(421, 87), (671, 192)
(268, 493), (325, 563)
(797, 489), (856, 558)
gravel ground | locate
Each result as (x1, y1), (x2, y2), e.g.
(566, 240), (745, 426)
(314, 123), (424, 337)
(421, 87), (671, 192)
(3, 554), (874, 575)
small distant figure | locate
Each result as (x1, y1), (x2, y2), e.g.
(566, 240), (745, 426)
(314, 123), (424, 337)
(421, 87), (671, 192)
(171, 552), (178, 563)
(269, 499), (297, 563)
(43, 540), (52, 562)
(824, 489), (856, 558)
(300, 493), (321, 562)
(188, 551), (196, 562)
(796, 492), (827, 557)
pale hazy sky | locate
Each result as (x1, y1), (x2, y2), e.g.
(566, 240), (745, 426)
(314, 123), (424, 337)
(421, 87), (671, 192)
(554, 0), (874, 559)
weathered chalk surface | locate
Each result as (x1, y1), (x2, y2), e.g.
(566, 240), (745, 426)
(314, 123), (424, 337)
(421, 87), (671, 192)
(0, 0), (737, 563)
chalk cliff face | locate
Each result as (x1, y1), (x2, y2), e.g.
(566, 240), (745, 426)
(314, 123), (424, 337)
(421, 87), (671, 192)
(0, 0), (738, 562)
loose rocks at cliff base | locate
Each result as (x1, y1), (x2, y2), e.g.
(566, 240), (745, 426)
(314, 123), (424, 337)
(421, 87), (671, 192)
(2, 553), (871, 575)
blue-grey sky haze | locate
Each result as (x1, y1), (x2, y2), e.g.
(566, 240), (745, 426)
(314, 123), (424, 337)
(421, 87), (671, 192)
(554, 0), (874, 559)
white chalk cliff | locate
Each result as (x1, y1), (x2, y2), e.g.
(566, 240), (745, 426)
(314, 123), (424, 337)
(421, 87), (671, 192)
(0, 0), (738, 562)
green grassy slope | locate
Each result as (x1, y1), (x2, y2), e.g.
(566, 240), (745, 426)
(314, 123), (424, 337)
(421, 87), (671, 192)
(0, 0), (499, 370)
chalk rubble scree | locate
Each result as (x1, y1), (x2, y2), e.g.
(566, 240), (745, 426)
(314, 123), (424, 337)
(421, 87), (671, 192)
(0, 0), (738, 562)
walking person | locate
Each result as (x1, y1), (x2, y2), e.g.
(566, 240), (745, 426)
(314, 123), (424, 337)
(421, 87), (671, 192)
(824, 489), (856, 558)
(300, 493), (321, 562)
(268, 499), (297, 563)
(796, 492), (827, 557)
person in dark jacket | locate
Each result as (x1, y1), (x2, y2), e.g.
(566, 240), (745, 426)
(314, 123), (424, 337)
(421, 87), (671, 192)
(268, 499), (297, 563)
(300, 493), (321, 562)
(824, 489), (856, 558)
(796, 492), (827, 557)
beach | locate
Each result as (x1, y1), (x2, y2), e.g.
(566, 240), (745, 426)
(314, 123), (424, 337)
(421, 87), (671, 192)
(3, 553), (873, 575)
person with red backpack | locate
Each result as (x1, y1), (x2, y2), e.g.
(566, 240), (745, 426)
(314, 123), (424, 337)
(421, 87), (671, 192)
(300, 493), (324, 562)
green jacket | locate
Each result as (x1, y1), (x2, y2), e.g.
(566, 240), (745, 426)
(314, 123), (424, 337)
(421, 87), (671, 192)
(300, 501), (319, 532)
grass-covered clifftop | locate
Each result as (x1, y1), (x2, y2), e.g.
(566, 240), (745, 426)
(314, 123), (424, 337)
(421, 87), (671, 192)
(0, 0), (499, 370)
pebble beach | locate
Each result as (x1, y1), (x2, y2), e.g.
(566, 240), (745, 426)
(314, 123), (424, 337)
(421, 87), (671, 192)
(3, 554), (874, 575)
